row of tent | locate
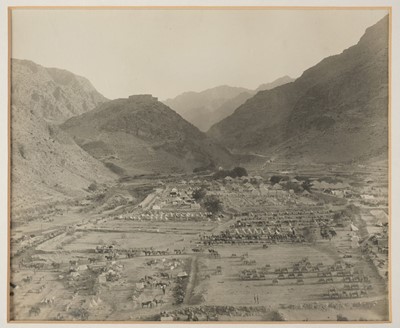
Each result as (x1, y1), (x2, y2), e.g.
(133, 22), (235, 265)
(232, 227), (295, 236)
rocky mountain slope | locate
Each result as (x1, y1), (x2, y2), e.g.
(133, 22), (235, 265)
(163, 76), (294, 132)
(11, 59), (116, 210)
(61, 95), (233, 175)
(208, 16), (388, 164)
(11, 59), (107, 124)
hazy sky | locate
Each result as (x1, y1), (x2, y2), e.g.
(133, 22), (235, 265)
(11, 9), (388, 100)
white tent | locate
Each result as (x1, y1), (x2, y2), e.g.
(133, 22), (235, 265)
(77, 264), (88, 271)
(350, 224), (359, 232)
(135, 282), (145, 290)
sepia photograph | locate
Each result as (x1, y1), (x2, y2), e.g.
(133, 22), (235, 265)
(1, 3), (398, 325)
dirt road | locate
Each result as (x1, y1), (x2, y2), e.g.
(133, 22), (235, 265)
(183, 255), (201, 305)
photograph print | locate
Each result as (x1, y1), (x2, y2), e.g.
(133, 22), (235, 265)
(8, 7), (390, 322)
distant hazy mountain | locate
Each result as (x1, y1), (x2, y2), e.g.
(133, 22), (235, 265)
(256, 75), (295, 92)
(11, 59), (116, 210)
(61, 95), (233, 175)
(208, 16), (388, 164)
(163, 85), (252, 132)
(164, 77), (294, 132)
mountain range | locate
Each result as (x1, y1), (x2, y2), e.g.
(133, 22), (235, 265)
(163, 76), (294, 132)
(208, 15), (389, 164)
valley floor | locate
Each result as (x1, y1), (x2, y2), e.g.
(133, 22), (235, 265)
(9, 163), (389, 322)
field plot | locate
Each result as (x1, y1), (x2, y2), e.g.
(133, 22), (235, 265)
(191, 242), (386, 311)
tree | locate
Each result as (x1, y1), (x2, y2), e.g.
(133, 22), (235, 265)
(71, 308), (89, 321)
(333, 204), (360, 222)
(88, 182), (98, 192)
(213, 170), (230, 180)
(231, 167), (248, 178)
(333, 212), (342, 221)
(270, 175), (289, 185)
(192, 188), (207, 201)
(270, 311), (285, 321)
(213, 167), (248, 180)
(328, 228), (337, 238)
(337, 314), (348, 321)
(344, 204), (360, 216)
(302, 226), (319, 243)
(301, 179), (313, 192)
(203, 195), (222, 214)
(284, 181), (302, 193)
